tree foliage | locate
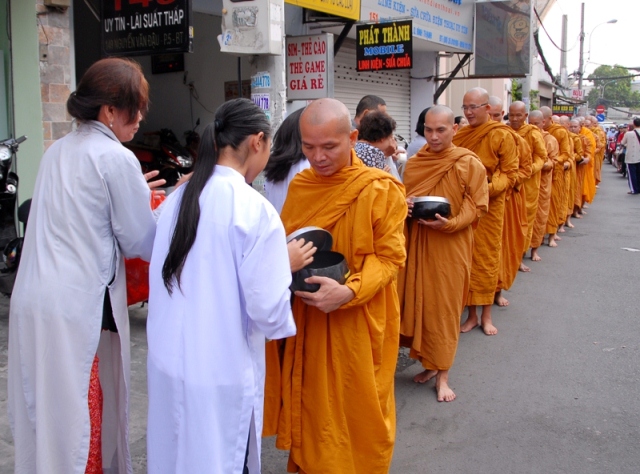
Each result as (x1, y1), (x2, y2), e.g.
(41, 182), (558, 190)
(586, 65), (640, 108)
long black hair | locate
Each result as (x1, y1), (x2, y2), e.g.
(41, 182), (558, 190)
(415, 107), (431, 137)
(263, 108), (305, 183)
(162, 98), (272, 293)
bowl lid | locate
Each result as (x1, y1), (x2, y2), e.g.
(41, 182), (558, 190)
(286, 226), (333, 251)
(413, 196), (450, 204)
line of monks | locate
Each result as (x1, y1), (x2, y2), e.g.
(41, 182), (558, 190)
(262, 93), (606, 474)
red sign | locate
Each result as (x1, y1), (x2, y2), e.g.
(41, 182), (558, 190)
(596, 104), (606, 114)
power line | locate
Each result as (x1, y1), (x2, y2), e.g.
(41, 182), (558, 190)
(533, 7), (579, 53)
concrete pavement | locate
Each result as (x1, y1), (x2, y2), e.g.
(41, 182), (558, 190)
(1, 162), (639, 473)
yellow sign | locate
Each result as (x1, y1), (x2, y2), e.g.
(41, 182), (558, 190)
(285, 0), (361, 21)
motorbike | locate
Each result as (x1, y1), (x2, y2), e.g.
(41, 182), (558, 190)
(0, 135), (27, 296)
(127, 128), (194, 187)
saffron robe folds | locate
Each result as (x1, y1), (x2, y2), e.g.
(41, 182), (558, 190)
(516, 124), (547, 250)
(453, 121), (518, 305)
(572, 134), (586, 209)
(545, 124), (571, 233)
(591, 125), (606, 184)
(581, 127), (597, 204)
(563, 131), (577, 221)
(531, 131), (558, 248)
(276, 153), (407, 474)
(498, 133), (531, 291)
(398, 146), (488, 370)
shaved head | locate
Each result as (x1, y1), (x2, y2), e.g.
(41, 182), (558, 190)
(569, 120), (581, 134)
(426, 105), (455, 124)
(466, 87), (490, 104)
(559, 116), (570, 129)
(528, 109), (544, 130)
(540, 106), (552, 119)
(462, 87), (491, 127)
(508, 101), (528, 130)
(423, 105), (457, 152)
(300, 98), (358, 176)
(301, 98), (352, 135)
(552, 115), (560, 124)
(488, 96), (505, 122)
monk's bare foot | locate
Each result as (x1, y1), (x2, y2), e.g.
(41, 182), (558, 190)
(482, 322), (498, 335)
(549, 240), (558, 247)
(435, 370), (456, 402)
(519, 262), (531, 272)
(413, 369), (438, 384)
(494, 292), (509, 307)
(583, 204), (589, 209)
(573, 212), (583, 219)
(531, 248), (542, 261)
(436, 382), (456, 402)
(558, 225), (566, 233)
(460, 312), (478, 332)
(566, 221), (575, 229)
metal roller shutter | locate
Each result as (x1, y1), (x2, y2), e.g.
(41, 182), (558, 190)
(333, 39), (412, 141)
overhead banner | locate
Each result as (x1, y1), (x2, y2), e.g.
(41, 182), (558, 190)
(552, 104), (575, 117)
(474, 0), (531, 77)
(285, 0), (361, 21)
(356, 20), (412, 72)
(359, 0), (473, 52)
(286, 34), (334, 100)
(101, 0), (193, 57)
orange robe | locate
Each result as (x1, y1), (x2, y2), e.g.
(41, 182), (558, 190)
(276, 153), (406, 474)
(572, 135), (585, 209)
(531, 131), (557, 248)
(498, 133), (531, 291)
(564, 131), (576, 220)
(545, 123), (571, 233)
(581, 127), (597, 203)
(452, 121), (518, 306)
(591, 125), (606, 185)
(398, 145), (488, 370)
(516, 124), (547, 250)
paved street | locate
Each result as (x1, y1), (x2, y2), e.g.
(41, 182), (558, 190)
(1, 163), (640, 473)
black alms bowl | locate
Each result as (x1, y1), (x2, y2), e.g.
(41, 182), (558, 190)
(412, 196), (451, 220)
(291, 251), (350, 293)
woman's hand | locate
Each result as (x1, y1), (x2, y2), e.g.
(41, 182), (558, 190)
(144, 170), (166, 195)
(287, 238), (317, 272)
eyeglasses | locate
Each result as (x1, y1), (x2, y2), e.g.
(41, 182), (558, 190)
(461, 103), (488, 112)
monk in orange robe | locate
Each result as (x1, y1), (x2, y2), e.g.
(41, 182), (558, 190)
(528, 110), (557, 262)
(559, 116), (577, 231)
(275, 98), (406, 474)
(399, 106), (488, 402)
(489, 97), (529, 307)
(540, 106), (571, 248)
(452, 88), (518, 335)
(508, 101), (547, 271)
(589, 116), (606, 185)
(569, 119), (588, 218)
(580, 119), (597, 206)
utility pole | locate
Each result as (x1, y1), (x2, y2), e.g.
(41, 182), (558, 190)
(578, 3), (585, 91)
(560, 15), (568, 88)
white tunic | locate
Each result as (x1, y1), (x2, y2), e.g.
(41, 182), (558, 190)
(7, 121), (156, 473)
(146, 165), (296, 474)
(263, 158), (310, 214)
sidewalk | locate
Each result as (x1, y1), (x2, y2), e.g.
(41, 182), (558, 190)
(1, 163), (640, 473)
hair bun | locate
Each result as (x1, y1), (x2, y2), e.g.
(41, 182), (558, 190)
(214, 119), (223, 132)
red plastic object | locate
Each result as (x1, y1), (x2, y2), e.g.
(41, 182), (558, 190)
(125, 193), (165, 306)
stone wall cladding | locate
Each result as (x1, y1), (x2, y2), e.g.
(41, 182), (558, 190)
(36, 1), (73, 150)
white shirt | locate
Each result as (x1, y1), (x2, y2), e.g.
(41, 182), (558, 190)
(406, 135), (427, 158)
(8, 121), (156, 474)
(621, 128), (640, 164)
(263, 158), (310, 213)
(147, 165), (296, 474)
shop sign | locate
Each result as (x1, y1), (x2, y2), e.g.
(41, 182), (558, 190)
(101, 0), (193, 57)
(359, 0), (473, 52)
(286, 34), (334, 101)
(252, 72), (271, 89)
(552, 104), (575, 116)
(285, 0), (361, 21)
(356, 20), (412, 72)
(252, 93), (271, 120)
